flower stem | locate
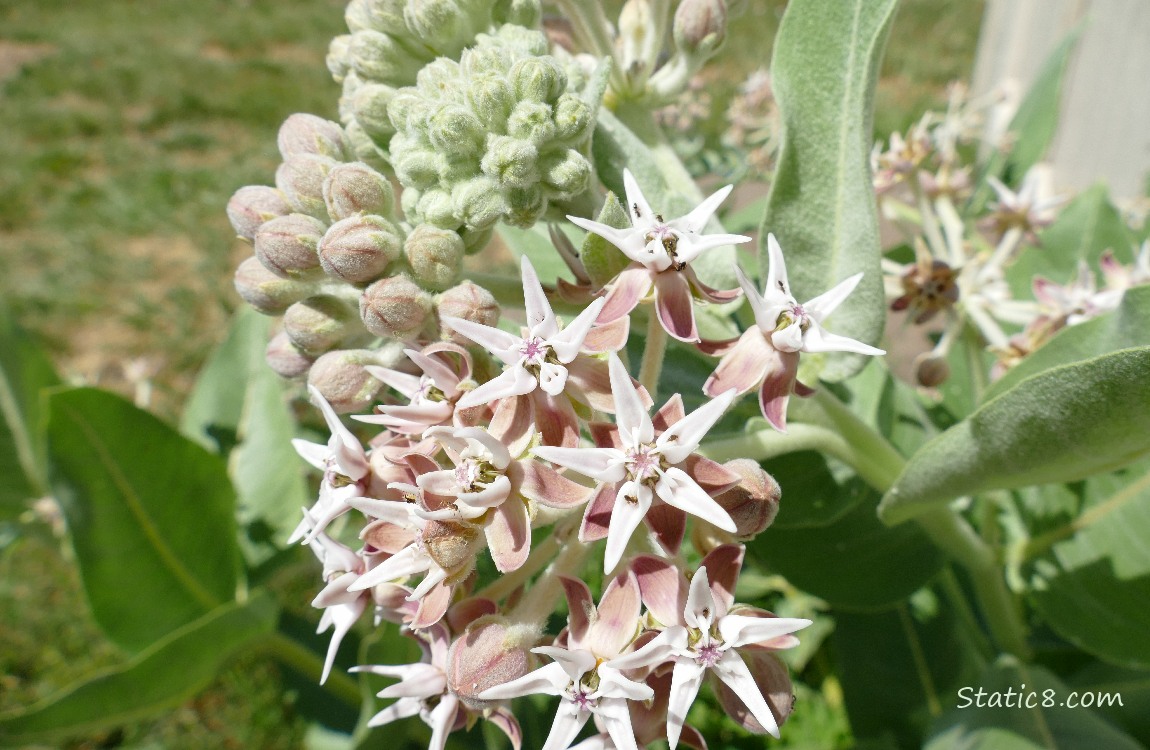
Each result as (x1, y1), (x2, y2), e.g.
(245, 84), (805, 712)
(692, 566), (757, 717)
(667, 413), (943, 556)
(638, 308), (668, 399)
(261, 632), (364, 709)
(507, 523), (589, 629)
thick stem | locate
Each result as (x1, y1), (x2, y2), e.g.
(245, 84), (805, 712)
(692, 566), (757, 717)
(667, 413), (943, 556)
(262, 632), (364, 709)
(507, 523), (589, 628)
(638, 309), (668, 398)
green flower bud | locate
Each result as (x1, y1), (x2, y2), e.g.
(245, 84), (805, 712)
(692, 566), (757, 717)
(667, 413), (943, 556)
(346, 0), (406, 33)
(673, 0), (728, 58)
(539, 148), (591, 199)
(401, 186), (422, 219)
(393, 145), (442, 190)
(404, 0), (478, 56)
(275, 154), (338, 219)
(492, 0), (541, 27)
(327, 34), (353, 82)
(459, 225), (493, 255)
(462, 45), (512, 78)
(265, 332), (314, 379)
(323, 162), (395, 221)
(438, 155), (479, 185)
(234, 256), (315, 314)
(339, 71), (362, 123)
(416, 188), (459, 228)
(507, 100), (556, 145)
(352, 82), (398, 140)
(360, 273), (433, 339)
(509, 57), (566, 103)
(552, 93), (592, 144)
(277, 114), (349, 161)
(504, 185), (546, 228)
(492, 25), (548, 56)
(283, 295), (360, 355)
(427, 104), (485, 157)
(416, 58), (464, 100)
(405, 224), (464, 291)
(452, 176), (508, 230)
(318, 214), (402, 283)
(466, 75), (514, 132)
(308, 348), (391, 413)
(350, 30), (410, 83)
(387, 92), (433, 134)
(481, 135), (539, 189)
(227, 185), (291, 241)
(254, 213), (326, 278)
(344, 121), (391, 173)
(436, 281), (500, 341)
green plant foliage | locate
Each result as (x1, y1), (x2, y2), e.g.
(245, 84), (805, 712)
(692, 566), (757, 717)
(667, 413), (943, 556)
(0, 592), (278, 745)
(0, 303), (60, 520)
(181, 307), (310, 548)
(1065, 661), (1150, 745)
(496, 223), (576, 287)
(49, 387), (241, 652)
(1021, 458), (1150, 669)
(759, 0), (896, 382)
(763, 451), (868, 529)
(879, 347), (1150, 524)
(924, 657), (1142, 749)
(579, 191), (632, 288)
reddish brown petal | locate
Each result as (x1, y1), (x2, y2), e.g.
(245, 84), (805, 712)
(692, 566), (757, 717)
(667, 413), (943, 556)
(597, 264), (654, 324)
(684, 264), (742, 303)
(532, 390), (579, 448)
(680, 725), (710, 750)
(580, 482), (618, 542)
(487, 500), (530, 573)
(703, 328), (773, 398)
(446, 597), (499, 633)
(560, 576), (595, 648)
(644, 501), (685, 556)
(700, 544), (744, 616)
(695, 334), (743, 357)
(590, 570), (642, 657)
(654, 271), (699, 343)
(589, 421), (623, 449)
(556, 276), (598, 304)
(411, 581), (452, 629)
(401, 451), (441, 477)
(581, 316), (630, 353)
(565, 356), (616, 413)
(652, 393), (686, 431)
(759, 350), (799, 432)
(712, 650), (795, 734)
(489, 393), (535, 454)
(631, 555), (688, 627)
(362, 521), (417, 555)
(793, 379), (816, 397)
(513, 459), (593, 509)
(683, 454), (741, 494)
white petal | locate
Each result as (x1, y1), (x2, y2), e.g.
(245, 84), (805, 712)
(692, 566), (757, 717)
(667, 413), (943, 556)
(426, 693), (459, 750)
(672, 183), (734, 234)
(604, 481), (653, 574)
(408, 565), (448, 601)
(656, 389), (735, 464)
(803, 272), (864, 322)
(521, 256), (560, 339)
(543, 700), (592, 750)
(533, 446), (627, 483)
(550, 297), (608, 362)
(771, 321), (805, 353)
(292, 439), (329, 471)
(535, 646), (599, 682)
(567, 215), (638, 250)
(318, 600), (364, 684)
(622, 169), (655, 227)
(309, 385), (369, 479)
(605, 626), (686, 671)
(479, 661), (572, 700)
(442, 316), (522, 364)
(718, 614), (812, 649)
(800, 321), (885, 356)
(455, 365), (538, 409)
(735, 265), (772, 331)
(714, 650), (780, 737)
(538, 361), (570, 396)
(608, 354), (653, 445)
(596, 666), (655, 702)
(655, 467), (736, 533)
(596, 696), (641, 750)
(366, 697), (422, 727)
(674, 233), (752, 266)
(378, 663), (447, 698)
(347, 546), (429, 591)
(364, 364), (422, 399)
(667, 659), (706, 750)
(764, 234), (791, 300)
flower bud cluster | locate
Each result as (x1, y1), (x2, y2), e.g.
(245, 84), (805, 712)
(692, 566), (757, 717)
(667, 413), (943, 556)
(228, 112), (501, 409)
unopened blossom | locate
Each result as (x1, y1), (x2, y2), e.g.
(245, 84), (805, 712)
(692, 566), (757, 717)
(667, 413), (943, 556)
(535, 354), (738, 573)
(985, 164), (1064, 240)
(704, 234), (884, 432)
(630, 546), (811, 747)
(479, 572), (668, 750)
(358, 343), (476, 435)
(290, 385), (371, 543)
(568, 169), (747, 343)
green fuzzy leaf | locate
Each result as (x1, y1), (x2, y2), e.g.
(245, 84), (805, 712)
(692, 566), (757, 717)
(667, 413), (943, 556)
(760, 0), (896, 382)
(580, 191), (632, 288)
(0, 592), (277, 745)
(1021, 459), (1150, 669)
(880, 347), (1150, 524)
(925, 657), (1142, 750)
(763, 451), (867, 529)
(497, 223), (575, 286)
(49, 387), (241, 652)
(0, 302), (60, 519)
(182, 308), (310, 547)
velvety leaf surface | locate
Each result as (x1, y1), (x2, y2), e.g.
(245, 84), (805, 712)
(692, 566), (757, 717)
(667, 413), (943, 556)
(759, 0), (896, 381)
(925, 657), (1142, 750)
(580, 191), (632, 288)
(879, 347), (1150, 524)
(0, 593), (277, 744)
(49, 387), (240, 652)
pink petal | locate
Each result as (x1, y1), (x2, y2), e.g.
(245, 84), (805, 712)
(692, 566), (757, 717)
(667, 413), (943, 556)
(514, 459), (594, 509)
(759, 350), (799, 432)
(556, 276), (598, 304)
(580, 481), (619, 542)
(589, 421), (623, 449)
(679, 725), (709, 750)
(590, 570), (643, 657)
(631, 555), (688, 627)
(565, 356), (616, 413)
(683, 265), (741, 303)
(581, 316), (630, 353)
(446, 596), (499, 633)
(644, 500), (686, 556)
(560, 576), (595, 649)
(604, 481), (653, 574)
(700, 544), (744, 617)
(533, 390), (580, 448)
(652, 393), (685, 431)
(682, 454), (741, 494)
(608, 353), (654, 445)
(489, 393), (535, 456)
(487, 499), (531, 573)
(695, 334), (742, 357)
(596, 265), (654, 324)
(704, 328), (773, 397)
(488, 707), (523, 750)
(654, 272), (699, 343)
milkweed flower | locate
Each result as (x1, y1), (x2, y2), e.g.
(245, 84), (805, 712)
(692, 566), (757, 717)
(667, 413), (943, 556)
(568, 169), (748, 342)
(704, 234), (884, 431)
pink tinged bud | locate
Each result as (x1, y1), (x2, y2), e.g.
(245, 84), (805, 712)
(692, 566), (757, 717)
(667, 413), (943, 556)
(405, 224), (465, 292)
(318, 214), (402, 284)
(277, 113), (350, 161)
(360, 273), (434, 339)
(227, 185), (292, 241)
(283, 295), (360, 356)
(307, 348), (386, 413)
(265, 331), (314, 379)
(435, 281), (500, 342)
(712, 649), (795, 733)
(447, 619), (532, 709)
(712, 459), (780, 539)
(323, 161), (396, 222)
(422, 519), (483, 575)
(276, 153), (339, 219)
(674, 0), (728, 56)
(233, 256), (314, 314)
(254, 213), (326, 279)
(913, 351), (951, 388)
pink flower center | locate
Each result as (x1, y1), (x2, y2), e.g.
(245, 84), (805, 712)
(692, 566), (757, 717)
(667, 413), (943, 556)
(455, 459), (482, 490)
(625, 444), (662, 482)
(571, 688), (596, 712)
(696, 644), (723, 668)
(520, 336), (549, 365)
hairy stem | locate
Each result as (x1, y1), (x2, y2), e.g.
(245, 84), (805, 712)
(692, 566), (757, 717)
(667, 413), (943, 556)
(507, 522), (589, 628)
(638, 308), (668, 398)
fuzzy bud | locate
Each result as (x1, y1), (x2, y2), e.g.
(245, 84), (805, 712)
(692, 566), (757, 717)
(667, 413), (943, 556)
(403, 0), (478, 55)
(552, 93), (592, 143)
(275, 154), (338, 219)
(481, 135), (539, 189)
(674, 0), (728, 58)
(509, 57), (566, 103)
(351, 83), (399, 141)
(349, 29), (410, 83)
(436, 281), (499, 340)
(405, 224), (465, 291)
(360, 273), (433, 339)
(507, 100), (556, 145)
(466, 75), (515, 131)
(713, 649), (794, 733)
(233, 256), (315, 314)
(452, 177), (508, 231)
(345, 0), (406, 33)
(323, 162), (396, 222)
(540, 148), (591, 199)
(713, 459), (780, 539)
(913, 352), (951, 388)
(307, 348), (387, 413)
(318, 214), (402, 283)
(415, 188), (458, 228)
(422, 519), (483, 573)
(265, 332), (314, 379)
(253, 213), (326, 278)
(460, 226), (493, 255)
(283, 296), (359, 355)
(327, 34), (353, 81)
(427, 105), (486, 157)
(505, 185), (546, 228)
(492, 0), (541, 27)
(277, 113), (349, 161)
(343, 121), (390, 173)
(393, 145), (441, 191)
(226, 185), (292, 241)
(447, 618), (532, 709)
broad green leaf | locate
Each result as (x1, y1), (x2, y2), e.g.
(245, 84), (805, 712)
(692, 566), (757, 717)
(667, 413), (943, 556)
(0, 593), (277, 744)
(1021, 459), (1150, 669)
(580, 191), (631, 288)
(763, 451), (867, 529)
(925, 657), (1142, 750)
(1065, 661), (1150, 745)
(497, 223), (575, 287)
(987, 285), (1150, 401)
(183, 308), (310, 545)
(1006, 183), (1133, 301)
(760, 0), (896, 381)
(751, 491), (944, 608)
(0, 302), (60, 518)
(879, 347), (1150, 524)
(49, 387), (240, 652)
(834, 593), (977, 748)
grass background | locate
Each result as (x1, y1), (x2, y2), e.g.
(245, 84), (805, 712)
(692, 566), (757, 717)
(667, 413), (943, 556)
(0, 0), (982, 746)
